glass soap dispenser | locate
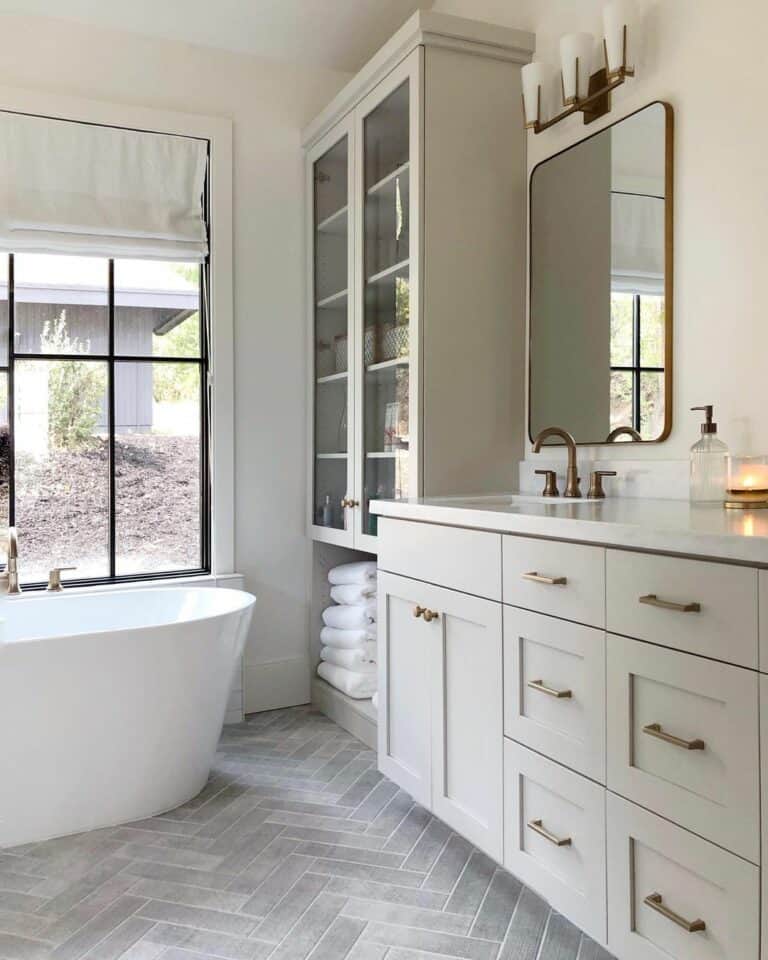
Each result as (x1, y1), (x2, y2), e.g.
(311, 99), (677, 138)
(690, 405), (728, 504)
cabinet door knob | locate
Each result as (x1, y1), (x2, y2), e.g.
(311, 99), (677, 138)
(423, 609), (439, 622)
(414, 605), (426, 619)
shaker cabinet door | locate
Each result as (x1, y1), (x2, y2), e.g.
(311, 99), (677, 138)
(428, 582), (504, 860)
(377, 572), (432, 805)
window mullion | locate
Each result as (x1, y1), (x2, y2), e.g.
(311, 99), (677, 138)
(108, 259), (116, 579)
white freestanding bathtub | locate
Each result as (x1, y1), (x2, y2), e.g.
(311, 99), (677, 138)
(0, 586), (255, 849)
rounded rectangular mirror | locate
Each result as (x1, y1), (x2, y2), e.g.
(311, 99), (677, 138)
(529, 101), (673, 444)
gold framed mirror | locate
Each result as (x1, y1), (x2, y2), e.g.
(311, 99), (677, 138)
(529, 101), (673, 445)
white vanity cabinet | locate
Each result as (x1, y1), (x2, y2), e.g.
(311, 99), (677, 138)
(377, 568), (504, 859)
(304, 12), (533, 551)
(376, 512), (768, 960)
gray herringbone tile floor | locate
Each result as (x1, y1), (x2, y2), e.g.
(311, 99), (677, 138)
(0, 705), (614, 960)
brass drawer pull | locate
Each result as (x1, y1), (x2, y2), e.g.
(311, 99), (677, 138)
(643, 722), (705, 751)
(527, 819), (572, 847)
(639, 593), (701, 613)
(414, 606), (439, 623)
(528, 679), (572, 699)
(643, 893), (706, 933)
(523, 571), (568, 586)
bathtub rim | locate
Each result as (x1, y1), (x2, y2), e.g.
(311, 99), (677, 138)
(0, 585), (256, 645)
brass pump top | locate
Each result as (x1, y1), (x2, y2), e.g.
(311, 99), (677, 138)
(691, 405), (717, 435)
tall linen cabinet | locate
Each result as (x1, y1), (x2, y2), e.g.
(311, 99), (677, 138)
(305, 12), (534, 553)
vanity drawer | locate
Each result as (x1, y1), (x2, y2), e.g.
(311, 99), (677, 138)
(503, 607), (605, 782)
(504, 739), (606, 944)
(606, 549), (757, 667)
(606, 633), (759, 862)
(759, 570), (768, 673)
(502, 536), (604, 627)
(378, 518), (501, 600)
(607, 793), (759, 960)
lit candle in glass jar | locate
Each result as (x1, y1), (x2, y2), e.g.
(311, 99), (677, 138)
(725, 456), (768, 508)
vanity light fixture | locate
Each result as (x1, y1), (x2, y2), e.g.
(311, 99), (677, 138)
(521, 0), (636, 134)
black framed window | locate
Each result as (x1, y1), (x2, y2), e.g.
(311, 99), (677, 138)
(0, 251), (210, 587)
(610, 291), (665, 439)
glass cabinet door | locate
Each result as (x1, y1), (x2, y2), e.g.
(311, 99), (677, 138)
(312, 132), (353, 538)
(359, 77), (413, 540)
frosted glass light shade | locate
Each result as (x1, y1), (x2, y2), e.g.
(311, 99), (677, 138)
(560, 33), (593, 105)
(521, 62), (547, 128)
(603, 0), (636, 76)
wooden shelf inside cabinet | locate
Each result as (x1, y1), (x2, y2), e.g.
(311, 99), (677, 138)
(316, 288), (348, 309)
(316, 205), (348, 235)
(316, 371), (348, 384)
(316, 453), (348, 460)
(367, 259), (409, 287)
(367, 450), (408, 459)
(366, 357), (409, 373)
(367, 161), (410, 197)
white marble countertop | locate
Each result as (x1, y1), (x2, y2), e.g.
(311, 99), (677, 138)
(370, 494), (768, 565)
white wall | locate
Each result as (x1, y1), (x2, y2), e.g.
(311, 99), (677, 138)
(0, 13), (350, 711)
(434, 0), (768, 465)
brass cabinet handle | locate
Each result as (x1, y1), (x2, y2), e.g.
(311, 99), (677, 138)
(340, 498), (360, 509)
(639, 593), (701, 613)
(527, 679), (572, 699)
(522, 571), (568, 586)
(414, 606), (439, 622)
(527, 819), (572, 847)
(643, 893), (706, 933)
(643, 722), (705, 751)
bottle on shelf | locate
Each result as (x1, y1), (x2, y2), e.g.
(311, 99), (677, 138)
(321, 494), (334, 527)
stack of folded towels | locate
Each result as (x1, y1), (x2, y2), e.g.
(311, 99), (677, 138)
(317, 560), (378, 701)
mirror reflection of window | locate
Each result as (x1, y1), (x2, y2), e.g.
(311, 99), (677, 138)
(529, 102), (671, 444)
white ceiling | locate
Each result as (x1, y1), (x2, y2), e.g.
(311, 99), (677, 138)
(0, 0), (430, 73)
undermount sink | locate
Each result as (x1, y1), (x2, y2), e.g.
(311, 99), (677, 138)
(442, 494), (601, 508)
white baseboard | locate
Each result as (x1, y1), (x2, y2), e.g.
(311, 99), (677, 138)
(311, 676), (377, 750)
(244, 656), (310, 714)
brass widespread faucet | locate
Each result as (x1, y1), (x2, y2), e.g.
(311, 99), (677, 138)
(0, 526), (22, 595)
(532, 427), (581, 498)
(606, 425), (642, 442)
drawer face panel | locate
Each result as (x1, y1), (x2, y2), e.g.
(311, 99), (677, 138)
(607, 793), (759, 960)
(607, 634), (759, 862)
(504, 739), (606, 944)
(503, 536), (605, 627)
(378, 518), (502, 600)
(759, 570), (768, 673)
(504, 607), (606, 782)
(606, 549), (757, 667)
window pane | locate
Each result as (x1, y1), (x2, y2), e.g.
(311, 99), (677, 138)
(610, 370), (634, 435)
(114, 260), (200, 358)
(640, 294), (665, 367)
(640, 371), (665, 440)
(15, 254), (108, 355)
(0, 255), (9, 366)
(0, 373), (8, 528)
(15, 358), (109, 581)
(115, 361), (201, 574)
(610, 292), (634, 366)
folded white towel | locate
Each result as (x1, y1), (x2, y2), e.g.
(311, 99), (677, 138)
(322, 602), (375, 630)
(318, 661), (377, 699)
(328, 561), (376, 586)
(372, 691), (379, 712)
(330, 583), (376, 606)
(320, 626), (375, 649)
(320, 642), (377, 671)
(320, 647), (378, 674)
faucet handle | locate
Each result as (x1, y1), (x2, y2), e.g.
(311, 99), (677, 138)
(588, 470), (617, 499)
(534, 469), (560, 497)
(47, 566), (77, 593)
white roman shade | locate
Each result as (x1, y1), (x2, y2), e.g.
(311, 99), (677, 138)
(611, 192), (664, 294)
(0, 112), (208, 261)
